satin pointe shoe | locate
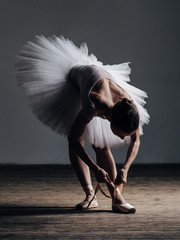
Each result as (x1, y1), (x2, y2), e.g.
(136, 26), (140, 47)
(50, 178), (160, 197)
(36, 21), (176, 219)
(76, 195), (98, 210)
(112, 185), (136, 214)
(76, 185), (98, 210)
(112, 198), (136, 214)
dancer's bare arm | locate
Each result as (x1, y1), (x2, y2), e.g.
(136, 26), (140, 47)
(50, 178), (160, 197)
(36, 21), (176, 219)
(115, 128), (140, 184)
(124, 127), (140, 171)
(68, 111), (112, 184)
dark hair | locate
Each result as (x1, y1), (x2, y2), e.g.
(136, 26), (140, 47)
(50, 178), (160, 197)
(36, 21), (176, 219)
(111, 98), (139, 133)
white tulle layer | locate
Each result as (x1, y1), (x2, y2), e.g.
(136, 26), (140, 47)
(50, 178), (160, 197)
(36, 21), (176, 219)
(15, 35), (150, 148)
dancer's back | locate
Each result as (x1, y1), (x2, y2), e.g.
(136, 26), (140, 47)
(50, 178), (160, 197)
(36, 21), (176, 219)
(69, 64), (133, 120)
(69, 64), (115, 120)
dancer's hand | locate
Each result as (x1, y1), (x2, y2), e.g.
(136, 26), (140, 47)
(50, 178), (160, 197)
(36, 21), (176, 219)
(115, 168), (128, 185)
(94, 167), (112, 184)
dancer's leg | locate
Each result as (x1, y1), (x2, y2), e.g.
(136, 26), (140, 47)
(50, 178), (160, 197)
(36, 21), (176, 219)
(68, 139), (92, 188)
(92, 146), (117, 181)
(92, 146), (125, 204)
(68, 139), (98, 209)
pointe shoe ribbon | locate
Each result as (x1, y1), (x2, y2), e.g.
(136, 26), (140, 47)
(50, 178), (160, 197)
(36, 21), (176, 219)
(86, 182), (112, 209)
(93, 182), (122, 199)
(88, 182), (118, 203)
(85, 183), (109, 209)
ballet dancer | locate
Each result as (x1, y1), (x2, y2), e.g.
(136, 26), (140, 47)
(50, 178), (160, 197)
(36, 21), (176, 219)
(15, 35), (150, 213)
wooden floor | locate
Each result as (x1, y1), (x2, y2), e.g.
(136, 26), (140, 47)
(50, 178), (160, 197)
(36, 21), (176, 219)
(0, 164), (180, 240)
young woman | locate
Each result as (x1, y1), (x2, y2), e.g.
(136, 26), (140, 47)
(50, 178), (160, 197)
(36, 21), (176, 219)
(15, 35), (150, 213)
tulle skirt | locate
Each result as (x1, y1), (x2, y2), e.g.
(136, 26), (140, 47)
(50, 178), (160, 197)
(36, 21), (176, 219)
(15, 35), (150, 148)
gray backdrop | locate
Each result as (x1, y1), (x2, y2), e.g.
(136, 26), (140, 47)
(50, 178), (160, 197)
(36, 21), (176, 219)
(0, 0), (180, 164)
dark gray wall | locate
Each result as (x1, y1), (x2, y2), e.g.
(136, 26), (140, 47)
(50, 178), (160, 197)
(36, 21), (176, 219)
(0, 0), (180, 164)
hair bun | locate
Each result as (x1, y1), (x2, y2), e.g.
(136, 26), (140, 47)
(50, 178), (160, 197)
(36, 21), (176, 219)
(121, 98), (132, 110)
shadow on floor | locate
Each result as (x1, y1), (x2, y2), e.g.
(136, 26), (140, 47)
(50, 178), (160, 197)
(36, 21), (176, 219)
(0, 205), (112, 216)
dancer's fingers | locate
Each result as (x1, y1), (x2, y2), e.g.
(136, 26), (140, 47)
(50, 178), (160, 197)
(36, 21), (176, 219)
(105, 174), (113, 185)
(107, 174), (112, 183)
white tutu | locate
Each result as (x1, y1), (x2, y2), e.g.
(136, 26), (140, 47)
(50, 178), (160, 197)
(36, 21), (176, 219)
(15, 35), (150, 148)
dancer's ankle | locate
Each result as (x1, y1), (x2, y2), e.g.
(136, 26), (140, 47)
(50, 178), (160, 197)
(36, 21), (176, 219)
(112, 186), (126, 204)
(83, 184), (94, 196)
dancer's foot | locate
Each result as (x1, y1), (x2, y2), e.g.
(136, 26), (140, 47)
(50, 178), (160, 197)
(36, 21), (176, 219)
(76, 184), (98, 210)
(76, 195), (98, 210)
(112, 201), (136, 214)
(112, 186), (136, 214)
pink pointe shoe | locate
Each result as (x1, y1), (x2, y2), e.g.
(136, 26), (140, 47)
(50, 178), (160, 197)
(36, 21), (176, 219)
(112, 186), (136, 214)
(112, 198), (136, 214)
(76, 195), (98, 210)
(76, 185), (98, 210)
